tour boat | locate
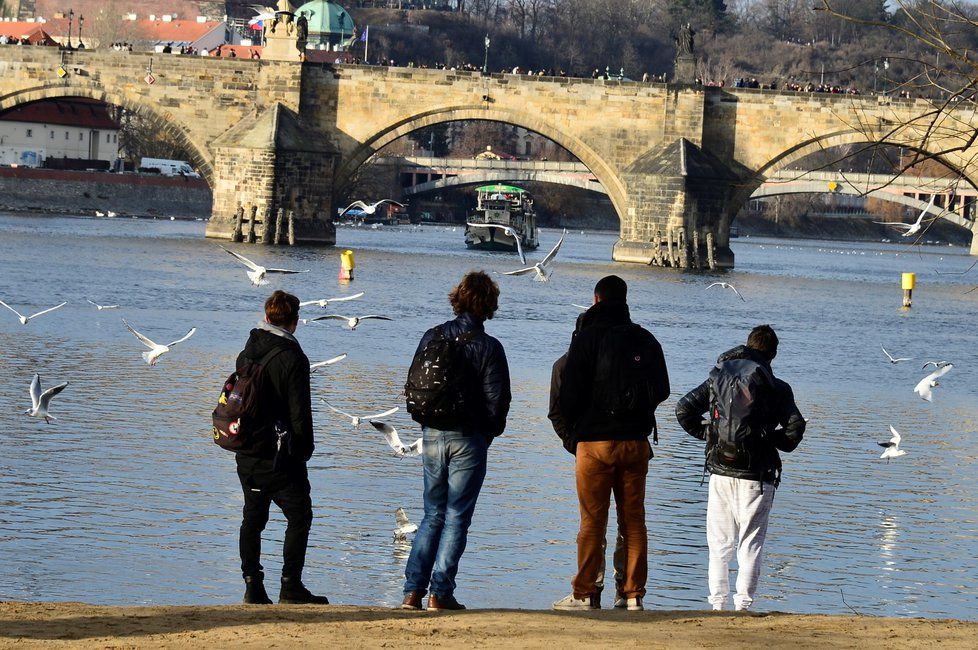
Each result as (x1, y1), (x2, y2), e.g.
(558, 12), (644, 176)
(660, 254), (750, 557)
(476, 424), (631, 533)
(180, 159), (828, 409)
(464, 184), (539, 256)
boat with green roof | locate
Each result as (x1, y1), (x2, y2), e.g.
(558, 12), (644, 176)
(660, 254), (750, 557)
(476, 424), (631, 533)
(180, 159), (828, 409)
(464, 184), (539, 256)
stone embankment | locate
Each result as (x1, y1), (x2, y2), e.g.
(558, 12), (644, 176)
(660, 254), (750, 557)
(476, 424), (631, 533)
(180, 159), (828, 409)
(0, 168), (212, 219)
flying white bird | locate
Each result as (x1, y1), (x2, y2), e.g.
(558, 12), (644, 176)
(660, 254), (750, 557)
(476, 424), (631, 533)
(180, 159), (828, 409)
(881, 345), (912, 364)
(914, 363), (953, 402)
(306, 314), (393, 330)
(370, 419), (423, 457)
(706, 282), (746, 301)
(466, 221), (526, 264)
(921, 360), (950, 370)
(299, 292), (365, 308)
(309, 354), (347, 373)
(322, 400), (398, 429)
(339, 199), (405, 217)
(394, 507), (419, 541)
(24, 373), (68, 424)
(123, 319), (197, 366)
(86, 299), (119, 311)
(0, 300), (67, 325)
(501, 231), (565, 282)
(220, 246), (309, 286)
(878, 425), (907, 461)
(572, 303), (590, 310)
(874, 195), (935, 237)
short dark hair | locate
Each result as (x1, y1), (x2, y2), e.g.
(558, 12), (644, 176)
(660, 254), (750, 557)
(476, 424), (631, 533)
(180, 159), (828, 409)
(449, 271), (500, 320)
(594, 275), (627, 302)
(265, 290), (300, 327)
(747, 324), (779, 360)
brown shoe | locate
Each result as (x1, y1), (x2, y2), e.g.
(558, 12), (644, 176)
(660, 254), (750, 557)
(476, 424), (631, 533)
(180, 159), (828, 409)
(427, 593), (466, 611)
(401, 592), (424, 610)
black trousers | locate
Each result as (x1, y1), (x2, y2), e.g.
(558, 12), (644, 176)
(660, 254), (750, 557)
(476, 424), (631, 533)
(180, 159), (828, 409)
(236, 455), (312, 580)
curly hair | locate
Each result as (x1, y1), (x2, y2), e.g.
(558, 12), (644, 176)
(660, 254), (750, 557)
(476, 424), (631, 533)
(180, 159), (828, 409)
(449, 271), (500, 320)
(265, 290), (300, 327)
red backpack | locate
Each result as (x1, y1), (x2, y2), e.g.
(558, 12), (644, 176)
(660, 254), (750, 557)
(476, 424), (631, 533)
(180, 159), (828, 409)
(212, 347), (285, 452)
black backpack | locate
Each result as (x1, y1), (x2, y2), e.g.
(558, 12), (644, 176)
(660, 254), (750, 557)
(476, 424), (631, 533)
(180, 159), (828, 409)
(708, 358), (774, 470)
(405, 326), (476, 430)
(212, 347), (285, 452)
(591, 324), (665, 440)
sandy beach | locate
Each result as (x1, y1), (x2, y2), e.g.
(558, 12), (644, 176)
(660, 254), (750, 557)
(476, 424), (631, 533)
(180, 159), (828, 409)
(0, 602), (974, 649)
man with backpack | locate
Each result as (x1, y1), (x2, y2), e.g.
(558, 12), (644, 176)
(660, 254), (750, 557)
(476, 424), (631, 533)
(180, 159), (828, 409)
(401, 271), (511, 611)
(227, 290), (328, 605)
(552, 275), (669, 612)
(675, 325), (805, 611)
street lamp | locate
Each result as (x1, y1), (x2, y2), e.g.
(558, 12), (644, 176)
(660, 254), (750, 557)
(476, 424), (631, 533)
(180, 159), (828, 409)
(78, 15), (85, 49)
(483, 34), (490, 74)
(66, 9), (74, 50)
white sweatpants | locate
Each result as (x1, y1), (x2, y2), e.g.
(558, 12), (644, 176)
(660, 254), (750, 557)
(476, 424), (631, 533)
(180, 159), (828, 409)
(706, 474), (775, 611)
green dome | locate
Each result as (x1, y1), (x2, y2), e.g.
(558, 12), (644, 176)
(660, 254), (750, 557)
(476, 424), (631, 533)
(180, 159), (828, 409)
(295, 1), (355, 39)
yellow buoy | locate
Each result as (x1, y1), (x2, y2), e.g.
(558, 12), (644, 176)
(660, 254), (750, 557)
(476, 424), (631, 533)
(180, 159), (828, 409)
(339, 249), (355, 282)
(902, 272), (915, 307)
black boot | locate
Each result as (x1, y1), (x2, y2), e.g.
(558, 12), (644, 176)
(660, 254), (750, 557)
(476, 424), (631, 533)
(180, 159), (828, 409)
(279, 577), (329, 605)
(243, 573), (273, 605)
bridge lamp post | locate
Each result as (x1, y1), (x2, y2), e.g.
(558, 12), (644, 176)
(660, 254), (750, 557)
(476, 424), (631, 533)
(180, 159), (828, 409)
(66, 9), (74, 50)
(483, 34), (490, 74)
(78, 15), (84, 49)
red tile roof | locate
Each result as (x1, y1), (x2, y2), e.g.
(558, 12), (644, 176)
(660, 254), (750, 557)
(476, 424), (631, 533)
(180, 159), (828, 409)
(0, 20), (66, 41)
(33, 1), (210, 20)
(133, 18), (224, 44)
(0, 98), (121, 130)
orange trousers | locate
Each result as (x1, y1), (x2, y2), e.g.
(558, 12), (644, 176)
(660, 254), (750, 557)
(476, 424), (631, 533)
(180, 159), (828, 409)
(572, 439), (649, 599)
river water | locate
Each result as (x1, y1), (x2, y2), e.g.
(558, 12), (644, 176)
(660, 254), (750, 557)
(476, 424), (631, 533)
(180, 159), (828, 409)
(0, 213), (976, 618)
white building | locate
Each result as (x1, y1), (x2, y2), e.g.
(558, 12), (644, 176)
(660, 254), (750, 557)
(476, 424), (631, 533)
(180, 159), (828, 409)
(0, 98), (121, 168)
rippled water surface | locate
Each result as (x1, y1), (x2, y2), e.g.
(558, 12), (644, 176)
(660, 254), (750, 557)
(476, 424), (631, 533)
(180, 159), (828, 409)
(1, 213), (976, 618)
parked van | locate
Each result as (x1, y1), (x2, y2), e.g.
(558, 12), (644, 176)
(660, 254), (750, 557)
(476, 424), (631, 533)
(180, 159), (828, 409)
(139, 158), (200, 178)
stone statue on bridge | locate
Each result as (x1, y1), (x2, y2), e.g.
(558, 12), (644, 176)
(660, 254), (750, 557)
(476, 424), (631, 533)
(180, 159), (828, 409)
(673, 23), (696, 83)
(676, 23), (695, 57)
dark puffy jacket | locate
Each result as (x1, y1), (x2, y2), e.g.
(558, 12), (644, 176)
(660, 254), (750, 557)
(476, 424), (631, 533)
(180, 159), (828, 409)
(414, 312), (511, 439)
(558, 300), (670, 443)
(675, 345), (805, 483)
(548, 312), (586, 454)
(234, 325), (314, 464)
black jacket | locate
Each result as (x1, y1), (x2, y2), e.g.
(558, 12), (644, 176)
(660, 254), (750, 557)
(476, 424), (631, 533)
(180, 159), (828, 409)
(548, 312), (586, 454)
(558, 300), (670, 443)
(235, 325), (314, 464)
(415, 312), (511, 439)
(675, 345), (805, 483)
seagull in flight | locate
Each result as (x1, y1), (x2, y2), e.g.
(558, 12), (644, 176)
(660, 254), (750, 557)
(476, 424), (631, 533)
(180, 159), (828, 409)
(123, 319), (197, 366)
(24, 373), (68, 424)
(501, 230), (565, 282)
(394, 507), (419, 541)
(881, 345), (912, 364)
(921, 360), (951, 370)
(86, 299), (119, 311)
(706, 282), (745, 301)
(310, 354), (347, 373)
(572, 303), (590, 310)
(878, 426), (907, 462)
(466, 221), (526, 264)
(306, 314), (393, 330)
(322, 400), (398, 429)
(299, 292), (365, 309)
(220, 246), (309, 286)
(914, 363), (953, 402)
(0, 300), (67, 325)
(339, 199), (405, 217)
(370, 420), (422, 457)
(874, 195), (935, 237)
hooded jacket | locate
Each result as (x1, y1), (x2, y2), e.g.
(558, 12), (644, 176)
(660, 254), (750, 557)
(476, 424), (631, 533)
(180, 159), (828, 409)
(558, 300), (670, 442)
(675, 345), (805, 483)
(234, 323), (314, 464)
(414, 312), (511, 439)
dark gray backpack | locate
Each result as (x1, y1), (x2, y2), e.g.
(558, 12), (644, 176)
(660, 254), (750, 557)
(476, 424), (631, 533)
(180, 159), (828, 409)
(708, 358), (774, 470)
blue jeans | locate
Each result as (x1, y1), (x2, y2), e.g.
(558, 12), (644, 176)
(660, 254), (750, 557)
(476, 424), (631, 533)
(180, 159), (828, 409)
(403, 428), (488, 598)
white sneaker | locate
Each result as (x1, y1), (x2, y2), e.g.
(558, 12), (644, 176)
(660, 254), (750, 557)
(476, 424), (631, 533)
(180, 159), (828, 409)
(626, 597), (643, 611)
(712, 604), (723, 611)
(552, 593), (598, 611)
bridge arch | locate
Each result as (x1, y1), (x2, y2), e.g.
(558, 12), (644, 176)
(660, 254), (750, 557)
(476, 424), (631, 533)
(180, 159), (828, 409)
(0, 84), (214, 186)
(403, 171), (607, 196)
(334, 106), (628, 220)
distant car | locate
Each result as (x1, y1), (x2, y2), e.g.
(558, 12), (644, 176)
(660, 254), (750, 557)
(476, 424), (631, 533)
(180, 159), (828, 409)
(139, 158), (200, 178)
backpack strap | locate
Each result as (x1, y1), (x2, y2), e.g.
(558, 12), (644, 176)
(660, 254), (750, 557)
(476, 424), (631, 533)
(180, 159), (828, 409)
(247, 345), (288, 371)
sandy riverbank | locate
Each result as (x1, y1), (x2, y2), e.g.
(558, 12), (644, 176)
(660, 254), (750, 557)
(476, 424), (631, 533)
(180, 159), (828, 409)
(0, 602), (974, 649)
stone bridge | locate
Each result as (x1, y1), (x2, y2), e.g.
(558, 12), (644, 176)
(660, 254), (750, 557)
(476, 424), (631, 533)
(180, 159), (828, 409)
(2, 45), (977, 267)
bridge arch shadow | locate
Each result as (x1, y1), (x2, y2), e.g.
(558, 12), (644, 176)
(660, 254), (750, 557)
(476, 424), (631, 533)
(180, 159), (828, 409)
(0, 85), (214, 187)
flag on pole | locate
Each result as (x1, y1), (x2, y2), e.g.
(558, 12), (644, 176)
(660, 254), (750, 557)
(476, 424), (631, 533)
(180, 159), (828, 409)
(360, 25), (369, 42)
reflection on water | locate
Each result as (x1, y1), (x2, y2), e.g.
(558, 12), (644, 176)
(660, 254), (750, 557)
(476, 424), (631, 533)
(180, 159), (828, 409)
(0, 214), (977, 618)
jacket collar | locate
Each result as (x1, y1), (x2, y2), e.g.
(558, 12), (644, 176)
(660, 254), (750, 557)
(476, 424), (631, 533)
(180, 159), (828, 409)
(453, 312), (486, 333)
(258, 320), (298, 344)
(717, 344), (771, 369)
(581, 299), (631, 329)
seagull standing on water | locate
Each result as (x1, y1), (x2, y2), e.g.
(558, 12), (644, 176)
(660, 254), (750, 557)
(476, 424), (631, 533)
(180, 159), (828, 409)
(874, 195), (935, 237)
(0, 300), (67, 325)
(307, 314), (393, 330)
(370, 420), (422, 457)
(914, 363), (953, 402)
(24, 373), (69, 424)
(123, 319), (197, 365)
(339, 199), (405, 217)
(299, 292), (365, 309)
(220, 246), (309, 286)
(706, 282), (745, 301)
(881, 345), (912, 364)
(878, 426), (907, 461)
(394, 507), (419, 540)
(502, 230), (565, 282)
(466, 222), (527, 264)
(322, 400), (398, 428)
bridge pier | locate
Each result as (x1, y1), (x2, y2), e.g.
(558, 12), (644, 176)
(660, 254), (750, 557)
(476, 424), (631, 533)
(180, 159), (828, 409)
(205, 104), (337, 246)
